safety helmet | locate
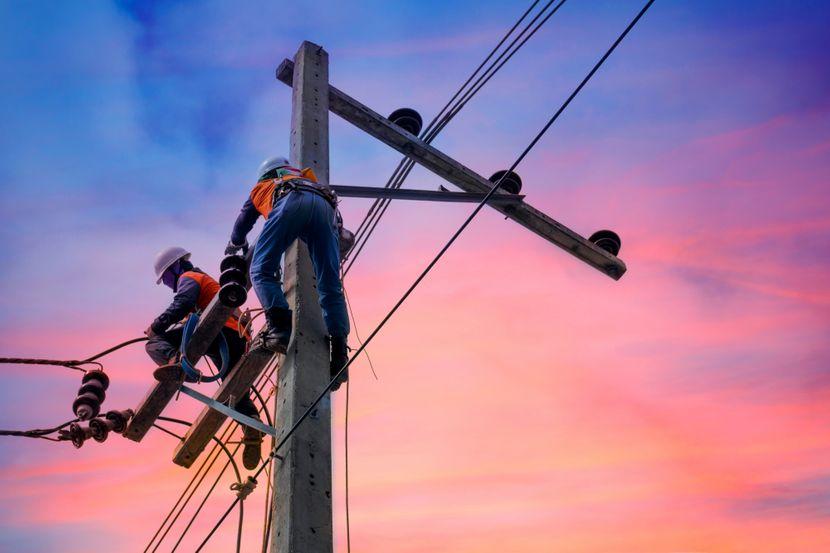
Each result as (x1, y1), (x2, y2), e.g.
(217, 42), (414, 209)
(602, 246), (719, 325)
(257, 156), (291, 180)
(153, 246), (191, 284)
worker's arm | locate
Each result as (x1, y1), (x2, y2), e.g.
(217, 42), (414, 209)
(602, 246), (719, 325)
(150, 276), (200, 334)
(227, 197), (260, 253)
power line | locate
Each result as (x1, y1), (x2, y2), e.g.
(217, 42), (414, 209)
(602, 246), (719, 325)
(346, 0), (542, 246)
(198, 2), (657, 547)
(144, 357), (279, 553)
(342, 0), (570, 276)
(0, 418), (78, 440)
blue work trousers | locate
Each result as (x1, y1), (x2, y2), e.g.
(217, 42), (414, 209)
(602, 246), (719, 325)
(250, 190), (350, 338)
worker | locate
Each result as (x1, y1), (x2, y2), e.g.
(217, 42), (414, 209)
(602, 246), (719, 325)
(146, 246), (263, 470)
(225, 156), (350, 390)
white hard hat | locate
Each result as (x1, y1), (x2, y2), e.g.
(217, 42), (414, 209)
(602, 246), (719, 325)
(154, 246), (191, 284)
(257, 156), (291, 180)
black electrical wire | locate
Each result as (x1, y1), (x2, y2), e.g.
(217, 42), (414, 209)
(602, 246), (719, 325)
(0, 417), (78, 440)
(198, 3), (657, 548)
(153, 416), (246, 553)
(343, 0), (570, 277)
(346, 0), (542, 245)
(145, 360), (279, 553)
(0, 336), (148, 373)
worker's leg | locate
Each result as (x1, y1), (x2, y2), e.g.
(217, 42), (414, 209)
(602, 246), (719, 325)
(301, 194), (350, 338)
(250, 192), (306, 311)
(302, 194), (350, 390)
(211, 327), (263, 470)
(207, 327), (260, 418)
(145, 327), (185, 366)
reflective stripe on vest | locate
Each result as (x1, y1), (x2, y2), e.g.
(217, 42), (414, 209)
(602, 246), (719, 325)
(180, 271), (243, 334)
(249, 168), (318, 217)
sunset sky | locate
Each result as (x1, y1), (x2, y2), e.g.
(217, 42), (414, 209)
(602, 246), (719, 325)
(1, 1), (829, 551)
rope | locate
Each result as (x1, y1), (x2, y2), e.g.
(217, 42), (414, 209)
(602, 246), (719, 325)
(345, 379), (351, 553)
(230, 476), (257, 500)
(198, 2), (657, 547)
(0, 336), (148, 373)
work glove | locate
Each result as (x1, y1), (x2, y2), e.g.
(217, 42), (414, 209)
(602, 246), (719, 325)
(225, 240), (249, 256)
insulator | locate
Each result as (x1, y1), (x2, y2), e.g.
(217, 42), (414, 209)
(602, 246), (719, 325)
(388, 108), (423, 136)
(78, 380), (106, 403)
(68, 422), (93, 449)
(589, 229), (622, 256)
(89, 417), (113, 443)
(82, 370), (110, 390)
(219, 267), (247, 287)
(104, 409), (134, 434)
(220, 254), (248, 273)
(73, 392), (101, 420)
(218, 282), (247, 308)
(488, 170), (523, 194)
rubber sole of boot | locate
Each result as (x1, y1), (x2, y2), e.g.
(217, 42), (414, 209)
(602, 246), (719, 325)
(153, 364), (185, 383)
(330, 369), (348, 392)
(242, 435), (263, 470)
(255, 335), (289, 354)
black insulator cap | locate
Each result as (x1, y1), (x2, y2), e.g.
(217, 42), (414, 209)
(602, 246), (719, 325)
(105, 409), (133, 433)
(589, 229), (622, 256)
(68, 422), (91, 448)
(389, 108), (423, 136)
(219, 268), (247, 287)
(89, 417), (113, 442)
(218, 282), (247, 308)
(73, 392), (101, 420)
(489, 170), (523, 194)
(82, 370), (110, 390)
(220, 254), (248, 273)
(78, 381), (106, 403)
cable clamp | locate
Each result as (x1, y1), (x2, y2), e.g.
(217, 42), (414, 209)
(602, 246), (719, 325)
(230, 476), (257, 500)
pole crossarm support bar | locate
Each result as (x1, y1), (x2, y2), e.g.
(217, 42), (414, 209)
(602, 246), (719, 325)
(330, 184), (525, 204)
(172, 343), (276, 468)
(178, 385), (278, 437)
(277, 59), (626, 280)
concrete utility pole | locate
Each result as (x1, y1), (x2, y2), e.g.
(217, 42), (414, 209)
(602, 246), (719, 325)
(269, 41), (334, 553)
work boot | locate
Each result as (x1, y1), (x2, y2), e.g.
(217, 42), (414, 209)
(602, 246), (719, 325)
(241, 423), (263, 470)
(329, 336), (349, 392)
(259, 307), (292, 353)
(153, 361), (186, 383)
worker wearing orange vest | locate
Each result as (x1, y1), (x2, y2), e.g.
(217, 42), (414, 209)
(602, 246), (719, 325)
(225, 156), (351, 390)
(146, 246), (263, 470)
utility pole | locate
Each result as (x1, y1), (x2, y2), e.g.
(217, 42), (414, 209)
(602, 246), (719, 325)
(270, 41), (334, 553)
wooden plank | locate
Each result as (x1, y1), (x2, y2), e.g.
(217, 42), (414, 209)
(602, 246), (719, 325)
(172, 345), (275, 467)
(277, 59), (627, 280)
(123, 379), (180, 442)
(270, 41), (334, 553)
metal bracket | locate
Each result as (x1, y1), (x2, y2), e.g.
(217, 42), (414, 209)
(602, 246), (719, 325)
(179, 385), (277, 437)
(330, 184), (524, 204)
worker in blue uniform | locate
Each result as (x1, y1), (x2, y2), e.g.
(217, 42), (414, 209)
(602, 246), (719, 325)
(147, 246), (263, 469)
(225, 156), (351, 390)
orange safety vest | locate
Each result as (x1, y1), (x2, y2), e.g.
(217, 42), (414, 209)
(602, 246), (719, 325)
(180, 271), (246, 336)
(249, 167), (318, 217)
